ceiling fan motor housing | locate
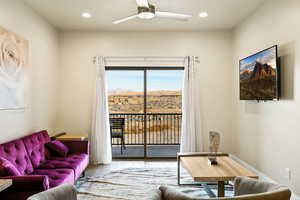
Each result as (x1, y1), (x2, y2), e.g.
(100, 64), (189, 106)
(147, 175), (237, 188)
(137, 4), (155, 19)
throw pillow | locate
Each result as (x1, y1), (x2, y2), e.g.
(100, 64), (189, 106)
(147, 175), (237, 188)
(0, 156), (22, 176)
(45, 140), (69, 157)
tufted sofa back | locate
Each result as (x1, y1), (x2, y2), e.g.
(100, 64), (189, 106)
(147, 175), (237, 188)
(0, 139), (34, 175)
(22, 130), (51, 168)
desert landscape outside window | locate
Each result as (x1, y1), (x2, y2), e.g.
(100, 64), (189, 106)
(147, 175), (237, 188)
(106, 68), (183, 158)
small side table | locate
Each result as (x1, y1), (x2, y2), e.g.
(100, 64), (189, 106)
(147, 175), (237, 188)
(0, 179), (12, 192)
(56, 134), (88, 141)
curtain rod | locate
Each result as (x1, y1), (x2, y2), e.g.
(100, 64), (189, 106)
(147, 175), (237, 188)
(94, 56), (198, 59)
(103, 57), (187, 63)
(104, 56), (187, 59)
(93, 56), (199, 64)
(103, 56), (199, 62)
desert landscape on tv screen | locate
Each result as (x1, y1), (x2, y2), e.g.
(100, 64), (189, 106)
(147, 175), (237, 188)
(240, 46), (277, 100)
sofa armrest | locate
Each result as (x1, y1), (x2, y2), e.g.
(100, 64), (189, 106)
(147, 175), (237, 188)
(148, 188), (162, 200)
(27, 183), (77, 200)
(2, 175), (49, 191)
(61, 140), (89, 154)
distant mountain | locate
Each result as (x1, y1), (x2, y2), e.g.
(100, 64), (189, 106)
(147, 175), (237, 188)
(249, 61), (275, 81)
(240, 70), (252, 81)
(108, 88), (134, 94)
(109, 90), (181, 96)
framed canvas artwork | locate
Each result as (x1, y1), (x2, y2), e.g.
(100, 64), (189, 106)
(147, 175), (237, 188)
(0, 27), (28, 110)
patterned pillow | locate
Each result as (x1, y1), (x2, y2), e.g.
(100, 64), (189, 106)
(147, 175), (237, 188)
(0, 156), (22, 176)
(45, 140), (69, 157)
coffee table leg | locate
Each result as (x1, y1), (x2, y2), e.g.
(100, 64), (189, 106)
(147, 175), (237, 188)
(177, 155), (180, 185)
(217, 181), (225, 197)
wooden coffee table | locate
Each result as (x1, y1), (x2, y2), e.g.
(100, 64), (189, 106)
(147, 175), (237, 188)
(177, 153), (258, 197)
(0, 179), (12, 192)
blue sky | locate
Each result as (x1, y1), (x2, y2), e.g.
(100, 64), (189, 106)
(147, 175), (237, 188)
(106, 70), (184, 92)
(240, 46), (276, 73)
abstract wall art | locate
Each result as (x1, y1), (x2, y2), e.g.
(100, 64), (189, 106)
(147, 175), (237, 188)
(0, 27), (28, 110)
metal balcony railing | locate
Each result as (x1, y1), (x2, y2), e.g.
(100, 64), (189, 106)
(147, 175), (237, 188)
(109, 113), (182, 145)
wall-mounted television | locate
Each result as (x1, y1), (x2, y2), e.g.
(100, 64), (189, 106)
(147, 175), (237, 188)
(239, 45), (280, 101)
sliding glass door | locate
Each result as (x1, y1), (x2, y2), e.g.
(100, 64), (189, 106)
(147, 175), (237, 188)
(107, 70), (145, 158)
(146, 70), (183, 157)
(106, 67), (183, 158)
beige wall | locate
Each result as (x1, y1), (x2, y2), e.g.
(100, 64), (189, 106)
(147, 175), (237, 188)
(57, 31), (235, 152)
(1, 0), (299, 194)
(0, 0), (60, 143)
(232, 0), (300, 194)
(1, 0), (299, 195)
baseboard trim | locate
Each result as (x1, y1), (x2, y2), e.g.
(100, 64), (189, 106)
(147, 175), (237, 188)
(229, 154), (300, 200)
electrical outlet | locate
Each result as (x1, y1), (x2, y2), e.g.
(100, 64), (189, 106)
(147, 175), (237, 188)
(284, 168), (291, 181)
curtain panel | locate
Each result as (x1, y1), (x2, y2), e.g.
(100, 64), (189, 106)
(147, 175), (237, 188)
(90, 56), (112, 164)
(180, 56), (203, 152)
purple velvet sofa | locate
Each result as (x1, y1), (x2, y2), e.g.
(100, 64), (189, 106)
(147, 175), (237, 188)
(0, 130), (89, 200)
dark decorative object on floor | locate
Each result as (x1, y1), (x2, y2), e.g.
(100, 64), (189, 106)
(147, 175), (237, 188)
(208, 131), (220, 165)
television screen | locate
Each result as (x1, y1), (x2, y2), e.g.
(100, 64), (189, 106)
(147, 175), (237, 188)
(239, 45), (280, 100)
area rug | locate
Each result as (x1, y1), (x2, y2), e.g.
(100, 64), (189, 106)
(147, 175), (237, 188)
(76, 167), (233, 200)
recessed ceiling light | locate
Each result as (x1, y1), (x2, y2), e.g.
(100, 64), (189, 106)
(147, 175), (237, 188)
(81, 12), (92, 19)
(199, 12), (208, 18)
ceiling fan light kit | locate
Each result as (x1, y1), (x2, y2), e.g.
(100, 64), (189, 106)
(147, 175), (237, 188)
(81, 12), (92, 19)
(199, 12), (208, 18)
(138, 4), (155, 19)
(113, 0), (192, 24)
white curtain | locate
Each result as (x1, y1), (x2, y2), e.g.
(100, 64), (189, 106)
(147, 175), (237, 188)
(180, 56), (203, 153)
(91, 56), (112, 164)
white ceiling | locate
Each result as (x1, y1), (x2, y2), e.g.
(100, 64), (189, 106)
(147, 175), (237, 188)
(23, 0), (266, 31)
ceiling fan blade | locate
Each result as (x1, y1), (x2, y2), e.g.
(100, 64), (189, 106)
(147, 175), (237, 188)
(113, 15), (138, 24)
(156, 11), (192, 21)
(136, 0), (149, 7)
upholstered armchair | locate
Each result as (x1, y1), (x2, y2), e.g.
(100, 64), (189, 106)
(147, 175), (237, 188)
(150, 176), (291, 200)
(27, 184), (77, 200)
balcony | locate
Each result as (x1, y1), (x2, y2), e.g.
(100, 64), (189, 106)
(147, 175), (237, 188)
(110, 113), (182, 158)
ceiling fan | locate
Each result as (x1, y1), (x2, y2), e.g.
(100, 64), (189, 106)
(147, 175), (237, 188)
(113, 0), (192, 24)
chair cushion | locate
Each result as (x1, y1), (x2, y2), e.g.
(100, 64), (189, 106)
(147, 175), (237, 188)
(0, 156), (21, 176)
(159, 186), (196, 200)
(22, 130), (51, 168)
(31, 168), (74, 188)
(0, 139), (34, 175)
(111, 131), (123, 137)
(234, 176), (291, 197)
(45, 140), (69, 157)
(39, 153), (88, 180)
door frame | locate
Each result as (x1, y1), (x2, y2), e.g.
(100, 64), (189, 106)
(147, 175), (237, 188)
(106, 66), (184, 159)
